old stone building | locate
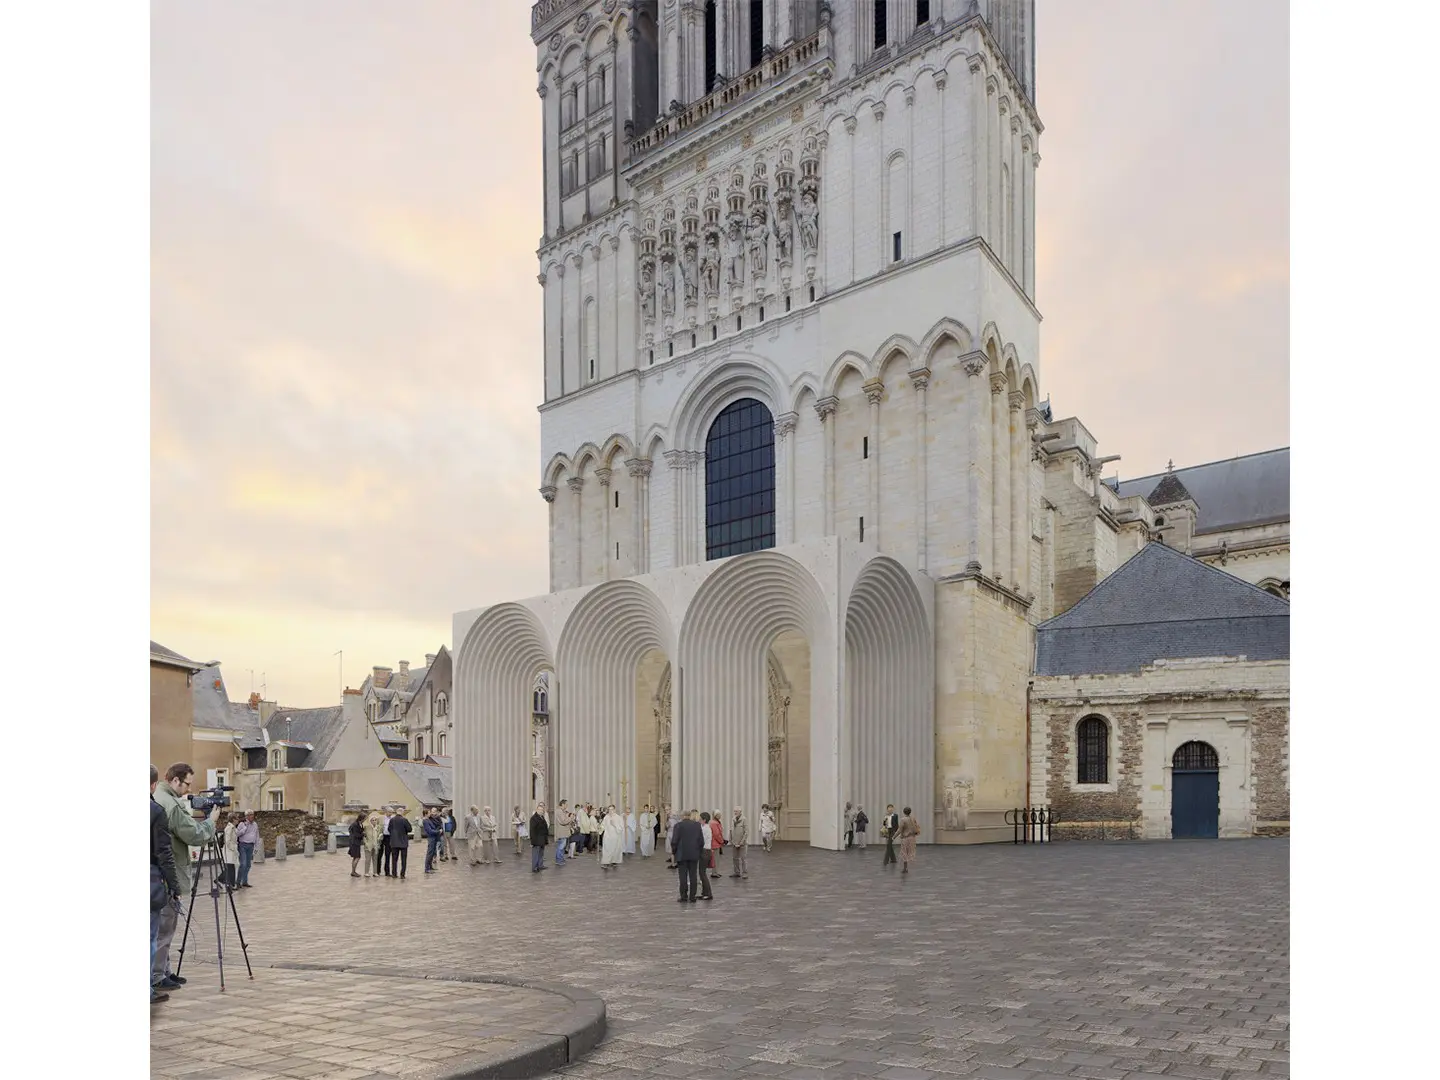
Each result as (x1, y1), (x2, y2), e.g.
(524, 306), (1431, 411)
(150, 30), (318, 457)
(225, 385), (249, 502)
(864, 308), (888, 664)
(1030, 542), (1289, 840)
(452, 1), (1288, 846)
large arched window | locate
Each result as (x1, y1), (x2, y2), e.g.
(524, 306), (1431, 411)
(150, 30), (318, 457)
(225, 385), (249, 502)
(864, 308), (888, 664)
(1077, 716), (1109, 784)
(705, 397), (776, 559)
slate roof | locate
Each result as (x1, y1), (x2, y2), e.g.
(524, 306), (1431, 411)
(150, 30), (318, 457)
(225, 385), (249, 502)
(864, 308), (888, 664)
(1148, 472), (1194, 508)
(1107, 447), (1289, 534)
(388, 760), (453, 807)
(151, 641), (205, 670)
(1034, 542), (1290, 676)
(268, 706), (347, 771)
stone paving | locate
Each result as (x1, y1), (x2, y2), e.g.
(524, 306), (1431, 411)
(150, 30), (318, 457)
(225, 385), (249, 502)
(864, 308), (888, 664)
(155, 839), (1289, 1080)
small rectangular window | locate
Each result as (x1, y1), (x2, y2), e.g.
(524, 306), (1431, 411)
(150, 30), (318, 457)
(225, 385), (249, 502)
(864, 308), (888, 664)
(648, 349), (654, 365)
(808, 285), (816, 302)
(736, 315), (742, 331)
(785, 296), (791, 312)
(589, 358), (595, 379)
(893, 231), (903, 262)
(917, 0), (930, 26)
(874, 0), (887, 49)
(614, 490), (620, 508)
(269, 790), (284, 811)
(712, 325), (718, 340)
(668, 341), (674, 357)
(863, 436), (869, 459)
(859, 516), (866, 543)
(691, 332), (697, 347)
(616, 542), (620, 560)
(759, 305), (765, 321)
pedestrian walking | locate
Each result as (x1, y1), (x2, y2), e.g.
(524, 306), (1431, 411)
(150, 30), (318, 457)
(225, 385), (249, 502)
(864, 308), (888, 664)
(881, 804), (899, 867)
(898, 806), (920, 874)
(423, 807), (444, 873)
(363, 810), (383, 877)
(386, 808), (412, 878)
(844, 801), (856, 849)
(853, 805), (869, 850)
(348, 813), (365, 877)
(442, 808), (458, 861)
(759, 804), (777, 852)
(529, 803), (550, 872)
(511, 805), (526, 856)
(235, 810), (258, 888)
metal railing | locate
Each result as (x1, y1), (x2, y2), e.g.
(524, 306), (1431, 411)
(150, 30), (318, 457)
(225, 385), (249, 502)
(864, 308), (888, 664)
(1004, 806), (1056, 844)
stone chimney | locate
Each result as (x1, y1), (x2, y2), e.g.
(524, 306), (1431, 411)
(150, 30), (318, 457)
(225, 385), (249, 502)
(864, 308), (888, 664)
(425, 653), (436, 667)
(372, 666), (392, 688)
(248, 692), (262, 709)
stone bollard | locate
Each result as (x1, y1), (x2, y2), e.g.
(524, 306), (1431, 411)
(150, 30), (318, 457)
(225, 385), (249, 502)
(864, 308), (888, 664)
(275, 835), (287, 860)
(304, 836), (315, 858)
(255, 844), (265, 864)
(326, 832), (336, 854)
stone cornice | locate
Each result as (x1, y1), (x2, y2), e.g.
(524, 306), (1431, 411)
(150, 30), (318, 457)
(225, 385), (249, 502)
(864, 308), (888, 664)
(937, 563), (1034, 614)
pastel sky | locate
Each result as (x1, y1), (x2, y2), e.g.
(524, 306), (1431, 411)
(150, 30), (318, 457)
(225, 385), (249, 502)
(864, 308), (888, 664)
(151, 0), (1289, 707)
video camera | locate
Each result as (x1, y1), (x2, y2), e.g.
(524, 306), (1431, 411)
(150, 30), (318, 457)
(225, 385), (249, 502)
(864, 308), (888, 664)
(189, 785), (234, 813)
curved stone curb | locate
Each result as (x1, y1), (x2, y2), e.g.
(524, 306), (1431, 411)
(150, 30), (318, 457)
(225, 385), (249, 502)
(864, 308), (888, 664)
(268, 961), (606, 1078)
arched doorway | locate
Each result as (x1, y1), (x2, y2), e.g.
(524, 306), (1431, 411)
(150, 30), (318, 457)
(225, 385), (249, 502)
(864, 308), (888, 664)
(1171, 740), (1220, 839)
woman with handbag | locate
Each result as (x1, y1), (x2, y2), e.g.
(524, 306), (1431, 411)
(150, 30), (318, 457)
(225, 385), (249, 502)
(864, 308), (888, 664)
(347, 813), (365, 877)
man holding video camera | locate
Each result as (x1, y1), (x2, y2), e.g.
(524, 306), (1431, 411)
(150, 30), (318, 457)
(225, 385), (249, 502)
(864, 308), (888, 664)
(151, 762), (219, 991)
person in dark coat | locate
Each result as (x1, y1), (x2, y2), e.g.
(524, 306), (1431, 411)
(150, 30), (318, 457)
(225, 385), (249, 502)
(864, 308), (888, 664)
(671, 810), (712, 903)
(422, 808), (444, 874)
(347, 814), (365, 877)
(528, 803), (550, 873)
(387, 810), (413, 879)
(150, 765), (182, 1005)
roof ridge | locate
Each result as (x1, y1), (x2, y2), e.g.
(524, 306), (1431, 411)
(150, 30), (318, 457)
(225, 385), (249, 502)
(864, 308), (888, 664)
(1116, 445), (1290, 488)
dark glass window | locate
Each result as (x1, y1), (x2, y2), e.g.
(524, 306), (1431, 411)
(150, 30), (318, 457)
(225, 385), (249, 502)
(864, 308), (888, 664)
(1077, 716), (1108, 784)
(749, 0), (764, 69)
(1172, 741), (1219, 771)
(874, 0), (887, 48)
(917, 0), (930, 26)
(705, 397), (776, 560)
(705, 1), (718, 93)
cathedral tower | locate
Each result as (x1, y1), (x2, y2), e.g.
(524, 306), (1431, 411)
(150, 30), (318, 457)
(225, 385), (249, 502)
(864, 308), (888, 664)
(454, 0), (1047, 849)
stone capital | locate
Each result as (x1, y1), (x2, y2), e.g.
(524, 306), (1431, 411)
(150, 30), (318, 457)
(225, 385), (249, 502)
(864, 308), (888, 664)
(989, 371), (1008, 395)
(773, 411), (799, 438)
(933, 70), (949, 92)
(554, 262), (565, 279)
(903, 85), (915, 108)
(863, 378), (885, 406)
(1008, 390), (1025, 412)
(625, 456), (653, 479)
(961, 352), (988, 378)
(595, 467), (613, 486)
(815, 395), (839, 420)
(537, 82), (550, 99)
(967, 52), (985, 75)
(1010, 114), (1020, 134)
(537, 271), (548, 286)
(986, 75), (998, 96)
(908, 366), (932, 393)
(539, 485), (558, 503)
(843, 115), (857, 136)
(566, 476), (585, 494)
(871, 101), (886, 123)
(1025, 406), (1045, 430)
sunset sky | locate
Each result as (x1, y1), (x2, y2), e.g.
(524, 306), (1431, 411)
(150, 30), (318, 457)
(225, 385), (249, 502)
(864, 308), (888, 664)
(150, 0), (1289, 707)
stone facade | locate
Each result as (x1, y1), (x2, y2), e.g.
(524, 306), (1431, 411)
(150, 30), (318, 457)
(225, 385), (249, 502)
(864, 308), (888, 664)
(1031, 659), (1289, 840)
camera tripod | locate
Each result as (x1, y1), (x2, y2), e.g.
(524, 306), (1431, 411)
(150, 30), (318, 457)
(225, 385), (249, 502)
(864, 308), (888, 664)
(174, 832), (253, 991)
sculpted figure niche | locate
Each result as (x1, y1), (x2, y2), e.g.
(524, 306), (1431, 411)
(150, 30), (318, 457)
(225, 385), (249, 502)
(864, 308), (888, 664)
(639, 259), (656, 320)
(654, 666), (673, 803)
(701, 233), (721, 296)
(679, 243), (698, 305)
(773, 191), (794, 266)
(747, 205), (770, 281)
(660, 256), (676, 315)
(725, 217), (746, 288)
(796, 191), (819, 254)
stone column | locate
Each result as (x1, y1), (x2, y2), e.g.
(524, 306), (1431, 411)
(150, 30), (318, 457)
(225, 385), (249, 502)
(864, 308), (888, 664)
(909, 366), (931, 572)
(597, 467), (613, 580)
(1009, 390), (1027, 597)
(1009, 111), (1022, 278)
(715, 0), (730, 80)
(777, 0), (794, 47)
(774, 411), (798, 545)
(568, 476), (585, 586)
(666, 450), (685, 567)
(962, 354), (990, 571)
(990, 370), (1011, 583)
(626, 458), (652, 573)
(538, 80), (557, 239)
(567, 252), (583, 393)
(540, 485), (558, 591)
(863, 378), (884, 546)
(844, 115), (857, 284)
(932, 68), (948, 244)
(1024, 137), (1039, 298)
(816, 396), (838, 536)
(688, 451), (706, 562)
(555, 260), (567, 396)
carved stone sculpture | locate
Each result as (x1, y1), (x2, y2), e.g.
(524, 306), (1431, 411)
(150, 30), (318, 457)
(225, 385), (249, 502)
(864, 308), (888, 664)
(725, 217), (745, 288)
(660, 257), (676, 315)
(797, 191), (819, 254)
(747, 206), (770, 280)
(701, 233), (721, 296)
(773, 192), (794, 266)
(679, 244), (698, 305)
(639, 260), (656, 320)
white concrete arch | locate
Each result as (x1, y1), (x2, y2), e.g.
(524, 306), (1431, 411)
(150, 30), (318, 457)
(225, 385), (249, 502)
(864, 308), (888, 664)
(1018, 363), (1039, 405)
(677, 550), (839, 846)
(873, 333), (918, 383)
(670, 353), (788, 450)
(788, 373), (821, 415)
(572, 441), (603, 473)
(844, 557), (934, 839)
(543, 452), (574, 487)
(599, 432), (636, 466)
(822, 350), (872, 399)
(554, 580), (675, 809)
(454, 603), (553, 839)
(639, 426), (667, 461)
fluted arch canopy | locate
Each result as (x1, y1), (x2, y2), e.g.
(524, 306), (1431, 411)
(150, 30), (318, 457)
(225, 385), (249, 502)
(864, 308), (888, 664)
(845, 557), (933, 828)
(454, 603), (553, 837)
(554, 580), (675, 803)
(678, 549), (839, 844)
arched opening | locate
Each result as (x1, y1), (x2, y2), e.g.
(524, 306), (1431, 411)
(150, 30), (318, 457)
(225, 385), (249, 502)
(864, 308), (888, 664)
(677, 550), (837, 845)
(845, 557), (932, 836)
(705, 397), (776, 560)
(1171, 740), (1220, 839)
(631, 2), (659, 133)
(704, 1), (718, 93)
(531, 671), (552, 805)
(454, 603), (553, 839)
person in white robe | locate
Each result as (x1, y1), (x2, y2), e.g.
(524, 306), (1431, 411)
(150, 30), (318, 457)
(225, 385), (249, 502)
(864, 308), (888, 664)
(600, 805), (625, 870)
(623, 806), (637, 855)
(638, 805), (657, 857)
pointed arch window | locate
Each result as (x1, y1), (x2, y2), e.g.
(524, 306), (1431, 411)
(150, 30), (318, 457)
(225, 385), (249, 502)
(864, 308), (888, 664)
(705, 398), (776, 559)
(1077, 716), (1109, 784)
(270, 748), (283, 771)
(435, 691), (448, 717)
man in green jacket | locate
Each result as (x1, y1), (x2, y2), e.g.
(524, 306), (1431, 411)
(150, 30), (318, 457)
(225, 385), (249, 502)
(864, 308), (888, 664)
(151, 762), (217, 990)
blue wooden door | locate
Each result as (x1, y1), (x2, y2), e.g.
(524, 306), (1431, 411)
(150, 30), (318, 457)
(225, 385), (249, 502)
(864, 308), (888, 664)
(1171, 741), (1220, 838)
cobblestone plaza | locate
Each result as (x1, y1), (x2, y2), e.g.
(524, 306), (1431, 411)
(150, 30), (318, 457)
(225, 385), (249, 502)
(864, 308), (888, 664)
(156, 838), (1288, 1079)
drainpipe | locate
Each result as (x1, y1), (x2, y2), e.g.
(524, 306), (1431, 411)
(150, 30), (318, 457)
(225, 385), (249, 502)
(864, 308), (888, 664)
(1025, 679), (1034, 809)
